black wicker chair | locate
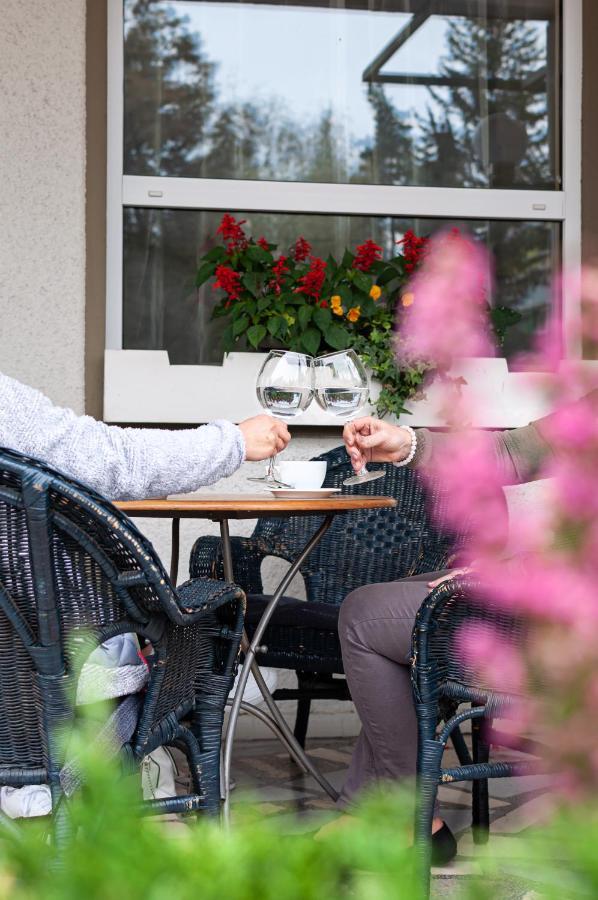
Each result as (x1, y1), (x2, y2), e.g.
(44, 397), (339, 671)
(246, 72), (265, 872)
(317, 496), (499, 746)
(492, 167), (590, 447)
(412, 576), (534, 894)
(189, 445), (469, 747)
(0, 446), (245, 834)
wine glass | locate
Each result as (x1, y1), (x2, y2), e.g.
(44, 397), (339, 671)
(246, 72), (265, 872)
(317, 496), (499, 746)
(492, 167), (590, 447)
(314, 349), (384, 486)
(248, 350), (314, 488)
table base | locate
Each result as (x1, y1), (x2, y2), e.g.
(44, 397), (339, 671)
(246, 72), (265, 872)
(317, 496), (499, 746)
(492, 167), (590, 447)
(221, 515), (340, 823)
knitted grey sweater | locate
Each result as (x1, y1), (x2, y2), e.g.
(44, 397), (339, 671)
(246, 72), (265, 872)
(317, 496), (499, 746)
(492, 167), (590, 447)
(0, 371), (246, 500)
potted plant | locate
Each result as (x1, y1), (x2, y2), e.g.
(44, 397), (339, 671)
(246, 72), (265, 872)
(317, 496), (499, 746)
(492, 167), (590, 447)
(195, 215), (519, 418)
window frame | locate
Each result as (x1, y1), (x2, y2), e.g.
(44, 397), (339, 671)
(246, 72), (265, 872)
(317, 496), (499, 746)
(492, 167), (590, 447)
(105, 0), (583, 416)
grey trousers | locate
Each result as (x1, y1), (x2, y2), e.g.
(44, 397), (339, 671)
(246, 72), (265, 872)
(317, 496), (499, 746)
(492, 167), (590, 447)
(337, 570), (448, 809)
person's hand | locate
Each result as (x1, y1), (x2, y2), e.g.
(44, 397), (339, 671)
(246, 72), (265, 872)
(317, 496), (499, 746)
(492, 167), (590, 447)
(427, 567), (472, 589)
(343, 417), (413, 473)
(239, 415), (291, 461)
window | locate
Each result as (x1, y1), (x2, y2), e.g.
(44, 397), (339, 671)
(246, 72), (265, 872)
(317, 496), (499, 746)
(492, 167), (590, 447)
(106, 0), (582, 419)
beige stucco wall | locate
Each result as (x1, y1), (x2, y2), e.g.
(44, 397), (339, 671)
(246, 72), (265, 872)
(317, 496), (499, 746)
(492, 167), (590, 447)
(0, 0), (86, 412)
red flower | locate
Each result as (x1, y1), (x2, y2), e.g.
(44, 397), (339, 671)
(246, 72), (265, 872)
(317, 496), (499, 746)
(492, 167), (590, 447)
(353, 239), (382, 272)
(213, 264), (242, 301)
(269, 254), (290, 295)
(292, 236), (312, 262)
(216, 214), (248, 254)
(257, 237), (270, 250)
(397, 230), (429, 273)
(295, 256), (327, 300)
(319, 300), (329, 308)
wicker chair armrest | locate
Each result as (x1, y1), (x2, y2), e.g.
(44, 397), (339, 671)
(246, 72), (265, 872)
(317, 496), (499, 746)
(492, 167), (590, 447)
(411, 575), (525, 704)
(189, 535), (266, 595)
(173, 577), (245, 624)
(413, 575), (481, 636)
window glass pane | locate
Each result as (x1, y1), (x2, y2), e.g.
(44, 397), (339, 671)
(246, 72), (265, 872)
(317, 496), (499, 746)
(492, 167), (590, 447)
(123, 208), (559, 365)
(123, 0), (560, 189)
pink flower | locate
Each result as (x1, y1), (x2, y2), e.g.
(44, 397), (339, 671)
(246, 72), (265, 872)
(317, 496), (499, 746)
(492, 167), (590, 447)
(457, 623), (526, 695)
(399, 230), (495, 370)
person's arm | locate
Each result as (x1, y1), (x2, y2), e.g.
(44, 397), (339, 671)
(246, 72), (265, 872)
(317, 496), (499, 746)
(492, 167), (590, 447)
(0, 371), (289, 500)
(343, 417), (554, 486)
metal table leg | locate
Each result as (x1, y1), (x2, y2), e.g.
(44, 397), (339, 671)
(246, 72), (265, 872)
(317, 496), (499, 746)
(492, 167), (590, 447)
(221, 514), (340, 823)
(170, 516), (180, 585)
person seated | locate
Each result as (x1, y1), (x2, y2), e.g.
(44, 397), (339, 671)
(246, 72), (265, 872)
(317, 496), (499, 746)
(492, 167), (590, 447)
(0, 368), (290, 817)
(325, 403), (587, 863)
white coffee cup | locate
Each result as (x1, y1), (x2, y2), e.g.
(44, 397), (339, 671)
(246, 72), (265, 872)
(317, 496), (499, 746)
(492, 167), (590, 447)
(276, 461), (327, 490)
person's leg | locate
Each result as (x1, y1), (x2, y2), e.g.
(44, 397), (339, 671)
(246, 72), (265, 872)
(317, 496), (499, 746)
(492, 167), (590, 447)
(337, 572), (448, 810)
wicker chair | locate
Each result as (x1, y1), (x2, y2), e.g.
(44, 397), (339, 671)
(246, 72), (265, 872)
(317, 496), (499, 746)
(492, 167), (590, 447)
(189, 444), (469, 747)
(0, 446), (245, 833)
(412, 576), (533, 894)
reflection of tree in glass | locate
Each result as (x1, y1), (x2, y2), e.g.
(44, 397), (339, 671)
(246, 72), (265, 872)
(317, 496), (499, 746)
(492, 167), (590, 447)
(416, 18), (553, 189)
(414, 18), (556, 356)
(354, 85), (413, 188)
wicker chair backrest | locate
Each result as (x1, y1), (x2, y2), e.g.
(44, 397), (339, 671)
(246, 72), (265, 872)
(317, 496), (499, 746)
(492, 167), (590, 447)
(253, 445), (471, 606)
(0, 446), (176, 773)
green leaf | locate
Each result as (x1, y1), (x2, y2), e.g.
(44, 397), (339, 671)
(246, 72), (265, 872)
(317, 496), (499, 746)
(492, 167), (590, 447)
(377, 265), (399, 287)
(242, 273), (260, 297)
(231, 302), (248, 320)
(247, 324), (267, 349)
(202, 246), (228, 263)
(258, 296), (273, 313)
(490, 306), (522, 346)
(359, 296), (376, 317)
(341, 249), (354, 269)
(353, 271), (372, 294)
(338, 285), (353, 306)
(297, 305), (312, 330)
(301, 328), (321, 356)
(313, 306), (332, 331)
(324, 323), (351, 351)
(232, 314), (250, 338)
(221, 325), (235, 353)
(246, 245), (271, 264)
(194, 262), (215, 288)
(267, 316), (285, 338)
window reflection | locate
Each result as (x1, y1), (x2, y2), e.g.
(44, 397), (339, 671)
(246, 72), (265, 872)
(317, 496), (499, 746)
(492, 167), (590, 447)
(123, 0), (560, 189)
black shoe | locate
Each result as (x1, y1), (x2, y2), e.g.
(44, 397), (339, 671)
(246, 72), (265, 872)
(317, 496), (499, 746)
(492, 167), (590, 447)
(431, 823), (457, 866)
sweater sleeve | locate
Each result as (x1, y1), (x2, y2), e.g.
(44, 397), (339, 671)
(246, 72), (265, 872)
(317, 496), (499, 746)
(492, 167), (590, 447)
(411, 422), (554, 486)
(0, 372), (245, 501)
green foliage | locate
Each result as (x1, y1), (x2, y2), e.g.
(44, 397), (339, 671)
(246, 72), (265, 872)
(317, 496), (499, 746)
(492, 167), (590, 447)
(0, 712), (423, 900)
(2, 714), (598, 900)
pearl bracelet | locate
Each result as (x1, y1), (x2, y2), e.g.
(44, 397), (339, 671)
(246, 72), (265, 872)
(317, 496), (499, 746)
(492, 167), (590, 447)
(393, 426), (417, 468)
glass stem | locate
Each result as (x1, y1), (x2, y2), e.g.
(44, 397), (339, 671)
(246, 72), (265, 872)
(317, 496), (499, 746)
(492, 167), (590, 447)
(267, 454), (278, 480)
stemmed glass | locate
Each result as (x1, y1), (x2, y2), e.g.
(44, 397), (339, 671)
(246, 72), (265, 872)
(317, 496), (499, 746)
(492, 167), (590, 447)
(248, 350), (314, 488)
(314, 349), (384, 486)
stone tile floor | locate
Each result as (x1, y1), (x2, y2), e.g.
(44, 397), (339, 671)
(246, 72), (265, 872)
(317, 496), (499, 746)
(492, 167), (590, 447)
(224, 733), (554, 899)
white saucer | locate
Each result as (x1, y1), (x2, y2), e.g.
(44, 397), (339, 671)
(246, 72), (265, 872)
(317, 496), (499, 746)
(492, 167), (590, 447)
(269, 488), (342, 499)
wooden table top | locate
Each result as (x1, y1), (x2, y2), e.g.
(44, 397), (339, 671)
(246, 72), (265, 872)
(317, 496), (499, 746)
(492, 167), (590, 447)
(115, 493), (397, 520)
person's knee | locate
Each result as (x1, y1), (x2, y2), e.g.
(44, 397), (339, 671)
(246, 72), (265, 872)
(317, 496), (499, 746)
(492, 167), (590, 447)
(338, 585), (378, 641)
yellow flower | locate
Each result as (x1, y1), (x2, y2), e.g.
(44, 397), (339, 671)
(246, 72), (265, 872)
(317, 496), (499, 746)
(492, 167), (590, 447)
(332, 305), (344, 316)
(401, 292), (414, 307)
(369, 284), (382, 301)
(347, 306), (361, 323)
(330, 294), (342, 308)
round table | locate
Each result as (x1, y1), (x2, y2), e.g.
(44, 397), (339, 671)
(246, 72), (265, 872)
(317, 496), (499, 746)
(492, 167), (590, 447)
(116, 492), (397, 820)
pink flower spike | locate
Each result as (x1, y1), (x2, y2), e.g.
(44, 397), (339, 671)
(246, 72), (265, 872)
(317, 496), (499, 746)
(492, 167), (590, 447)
(399, 230), (495, 371)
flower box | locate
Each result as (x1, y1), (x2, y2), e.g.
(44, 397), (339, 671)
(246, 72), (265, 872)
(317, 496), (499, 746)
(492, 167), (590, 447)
(104, 349), (552, 427)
